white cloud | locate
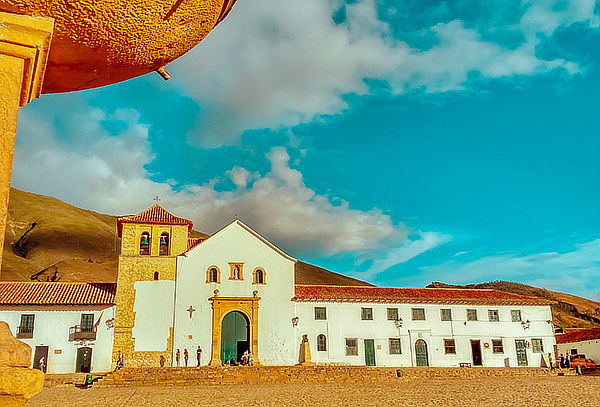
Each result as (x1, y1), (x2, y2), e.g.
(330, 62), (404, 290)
(12, 107), (445, 273)
(417, 239), (600, 299)
(170, 0), (597, 145)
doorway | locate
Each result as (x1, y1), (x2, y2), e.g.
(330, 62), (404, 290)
(470, 340), (483, 366)
(76, 347), (93, 373)
(220, 311), (249, 364)
(33, 346), (48, 372)
(415, 339), (429, 366)
(515, 340), (528, 366)
(364, 339), (376, 366)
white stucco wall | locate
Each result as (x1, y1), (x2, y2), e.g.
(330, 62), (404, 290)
(557, 339), (600, 363)
(173, 221), (297, 365)
(295, 302), (555, 367)
(132, 280), (175, 351)
(0, 306), (114, 373)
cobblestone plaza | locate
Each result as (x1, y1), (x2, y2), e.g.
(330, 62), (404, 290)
(28, 376), (600, 407)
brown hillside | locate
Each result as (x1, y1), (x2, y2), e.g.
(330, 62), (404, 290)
(1, 188), (370, 286)
(427, 281), (600, 329)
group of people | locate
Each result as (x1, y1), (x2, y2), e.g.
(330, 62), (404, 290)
(558, 353), (572, 368)
(175, 346), (203, 367)
(223, 350), (253, 366)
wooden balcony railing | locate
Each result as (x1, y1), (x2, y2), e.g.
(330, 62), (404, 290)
(69, 325), (96, 341)
(16, 325), (34, 339)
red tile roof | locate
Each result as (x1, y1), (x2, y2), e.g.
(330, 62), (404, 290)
(187, 237), (205, 251)
(117, 205), (193, 237)
(0, 282), (116, 306)
(556, 328), (600, 344)
(293, 285), (554, 305)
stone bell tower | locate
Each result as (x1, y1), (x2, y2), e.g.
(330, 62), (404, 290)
(113, 205), (194, 367)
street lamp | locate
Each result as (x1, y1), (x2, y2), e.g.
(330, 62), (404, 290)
(291, 317), (299, 327)
(521, 320), (531, 330)
(394, 318), (403, 328)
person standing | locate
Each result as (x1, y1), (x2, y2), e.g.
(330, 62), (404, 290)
(184, 348), (189, 367)
(159, 355), (166, 367)
(176, 349), (181, 367)
(114, 350), (124, 371)
(196, 346), (202, 367)
(38, 356), (46, 373)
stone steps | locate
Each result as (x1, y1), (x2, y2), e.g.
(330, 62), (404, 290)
(94, 366), (572, 388)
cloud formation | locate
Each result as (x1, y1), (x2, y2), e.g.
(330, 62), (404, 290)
(172, 0), (597, 144)
(13, 106), (447, 273)
(416, 239), (600, 299)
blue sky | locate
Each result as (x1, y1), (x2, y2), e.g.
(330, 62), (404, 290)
(13, 0), (600, 299)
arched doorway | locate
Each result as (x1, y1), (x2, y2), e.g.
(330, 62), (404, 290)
(220, 311), (249, 364)
(415, 339), (429, 366)
(76, 347), (93, 373)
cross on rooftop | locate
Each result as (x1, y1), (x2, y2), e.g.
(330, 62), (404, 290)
(153, 196), (161, 204)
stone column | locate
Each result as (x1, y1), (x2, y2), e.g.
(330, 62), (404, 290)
(0, 11), (53, 275)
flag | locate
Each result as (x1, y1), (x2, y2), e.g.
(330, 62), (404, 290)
(94, 311), (104, 328)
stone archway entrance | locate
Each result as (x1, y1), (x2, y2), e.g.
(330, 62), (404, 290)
(221, 311), (249, 364)
(209, 291), (260, 366)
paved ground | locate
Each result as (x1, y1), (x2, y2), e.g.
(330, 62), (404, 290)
(28, 377), (600, 407)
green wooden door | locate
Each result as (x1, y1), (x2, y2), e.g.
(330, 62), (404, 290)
(515, 340), (528, 366)
(221, 311), (249, 364)
(364, 339), (376, 366)
(415, 340), (429, 366)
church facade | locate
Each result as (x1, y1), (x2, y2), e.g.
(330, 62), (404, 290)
(0, 205), (556, 373)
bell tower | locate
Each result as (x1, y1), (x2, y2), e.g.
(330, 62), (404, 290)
(113, 205), (193, 367)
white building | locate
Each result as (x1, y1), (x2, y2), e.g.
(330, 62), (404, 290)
(0, 205), (556, 372)
(556, 328), (600, 362)
(0, 282), (115, 373)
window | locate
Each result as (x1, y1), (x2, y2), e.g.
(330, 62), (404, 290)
(467, 309), (478, 321)
(159, 233), (169, 256)
(229, 263), (244, 280)
(314, 307), (327, 320)
(532, 338), (544, 353)
(253, 268), (266, 284)
(441, 309), (452, 321)
(17, 314), (35, 338)
(511, 310), (522, 322)
(361, 308), (373, 320)
(389, 338), (402, 354)
(153, 271), (159, 280)
(206, 266), (220, 283)
(139, 232), (151, 255)
(345, 338), (358, 356)
(488, 309), (499, 322)
(571, 348), (578, 355)
(387, 308), (399, 321)
(80, 314), (95, 331)
(444, 339), (456, 354)
(412, 308), (426, 321)
(317, 334), (327, 351)
(492, 339), (504, 353)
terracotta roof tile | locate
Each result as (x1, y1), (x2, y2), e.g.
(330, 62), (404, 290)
(556, 328), (600, 344)
(117, 205), (193, 236)
(294, 285), (554, 305)
(0, 282), (116, 306)
(187, 237), (205, 251)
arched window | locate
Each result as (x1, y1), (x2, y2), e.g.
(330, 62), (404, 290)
(206, 266), (220, 284)
(140, 232), (151, 255)
(153, 272), (159, 281)
(159, 233), (169, 256)
(253, 268), (266, 284)
(317, 334), (327, 351)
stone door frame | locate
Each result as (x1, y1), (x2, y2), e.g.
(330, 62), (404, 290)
(208, 291), (260, 366)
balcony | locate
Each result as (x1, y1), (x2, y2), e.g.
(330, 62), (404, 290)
(69, 325), (96, 341)
(16, 325), (34, 339)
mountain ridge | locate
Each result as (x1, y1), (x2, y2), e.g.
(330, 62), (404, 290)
(2, 188), (598, 328)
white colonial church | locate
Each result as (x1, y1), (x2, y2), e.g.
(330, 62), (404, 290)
(0, 205), (556, 373)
